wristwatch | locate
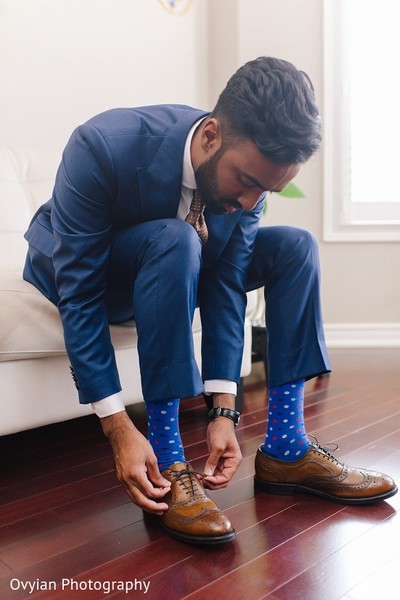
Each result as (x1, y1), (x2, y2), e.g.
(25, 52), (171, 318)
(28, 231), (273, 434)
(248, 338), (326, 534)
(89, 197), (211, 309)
(207, 406), (241, 427)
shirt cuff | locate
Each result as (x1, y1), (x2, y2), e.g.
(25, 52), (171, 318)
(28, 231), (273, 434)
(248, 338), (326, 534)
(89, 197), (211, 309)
(91, 392), (125, 418)
(204, 380), (237, 396)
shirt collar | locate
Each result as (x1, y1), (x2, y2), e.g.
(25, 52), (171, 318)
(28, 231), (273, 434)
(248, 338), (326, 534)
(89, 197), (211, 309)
(182, 118), (205, 190)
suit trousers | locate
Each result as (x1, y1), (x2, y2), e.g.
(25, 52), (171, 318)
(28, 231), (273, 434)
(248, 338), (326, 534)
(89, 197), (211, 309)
(105, 219), (331, 401)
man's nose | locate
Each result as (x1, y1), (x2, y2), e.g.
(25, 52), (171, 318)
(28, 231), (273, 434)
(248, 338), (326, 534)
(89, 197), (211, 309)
(238, 189), (263, 211)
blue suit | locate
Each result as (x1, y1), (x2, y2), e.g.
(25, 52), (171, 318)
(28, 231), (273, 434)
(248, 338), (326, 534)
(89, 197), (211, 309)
(23, 104), (330, 404)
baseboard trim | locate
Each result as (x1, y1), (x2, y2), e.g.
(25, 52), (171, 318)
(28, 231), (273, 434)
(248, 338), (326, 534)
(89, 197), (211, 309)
(324, 323), (400, 348)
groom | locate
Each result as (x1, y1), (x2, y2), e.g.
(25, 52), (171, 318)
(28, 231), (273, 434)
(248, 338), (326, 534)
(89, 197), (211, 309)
(23, 57), (397, 545)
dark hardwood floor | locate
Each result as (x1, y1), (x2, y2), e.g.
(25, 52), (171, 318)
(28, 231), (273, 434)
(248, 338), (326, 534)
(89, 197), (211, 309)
(1, 348), (399, 600)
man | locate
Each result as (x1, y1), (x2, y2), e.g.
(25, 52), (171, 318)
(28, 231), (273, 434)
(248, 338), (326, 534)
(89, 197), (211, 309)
(23, 57), (397, 546)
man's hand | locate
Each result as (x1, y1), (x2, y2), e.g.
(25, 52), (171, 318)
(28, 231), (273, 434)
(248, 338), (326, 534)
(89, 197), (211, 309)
(100, 411), (171, 514)
(202, 393), (242, 490)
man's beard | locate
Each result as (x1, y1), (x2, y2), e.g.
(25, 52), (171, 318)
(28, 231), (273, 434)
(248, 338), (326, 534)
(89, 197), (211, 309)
(194, 147), (241, 215)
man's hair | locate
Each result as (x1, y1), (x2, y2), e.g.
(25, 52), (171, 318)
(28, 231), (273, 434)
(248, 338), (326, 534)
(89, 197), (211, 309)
(211, 56), (321, 164)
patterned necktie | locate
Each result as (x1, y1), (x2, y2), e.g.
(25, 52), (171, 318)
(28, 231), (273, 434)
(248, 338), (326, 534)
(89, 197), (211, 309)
(185, 190), (208, 245)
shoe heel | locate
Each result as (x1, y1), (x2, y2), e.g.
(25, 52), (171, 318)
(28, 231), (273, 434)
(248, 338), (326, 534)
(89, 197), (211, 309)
(254, 477), (295, 496)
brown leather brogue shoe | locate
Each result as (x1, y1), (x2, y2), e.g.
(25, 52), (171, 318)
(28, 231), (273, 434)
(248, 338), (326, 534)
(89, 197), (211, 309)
(159, 462), (236, 544)
(254, 439), (398, 505)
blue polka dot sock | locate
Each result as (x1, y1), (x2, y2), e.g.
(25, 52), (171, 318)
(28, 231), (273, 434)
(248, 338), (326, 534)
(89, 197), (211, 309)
(145, 398), (185, 471)
(261, 379), (311, 461)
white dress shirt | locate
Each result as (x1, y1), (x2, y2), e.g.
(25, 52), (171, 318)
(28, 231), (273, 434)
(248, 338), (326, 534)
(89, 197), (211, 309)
(92, 120), (236, 418)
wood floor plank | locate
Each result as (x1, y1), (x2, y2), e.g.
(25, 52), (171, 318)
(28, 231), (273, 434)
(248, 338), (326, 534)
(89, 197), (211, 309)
(0, 471), (118, 527)
(0, 459), (111, 506)
(0, 511), (70, 547)
(184, 499), (399, 600)
(268, 492), (400, 600)
(52, 485), (128, 520)
(109, 499), (347, 600)
(0, 502), (141, 571)
(1, 440), (111, 489)
(0, 559), (13, 578)
(0, 519), (163, 600)
(30, 497), (339, 600)
(343, 552), (400, 600)
(0, 349), (399, 600)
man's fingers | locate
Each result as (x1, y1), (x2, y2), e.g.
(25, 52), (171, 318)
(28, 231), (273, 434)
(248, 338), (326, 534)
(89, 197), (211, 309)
(203, 451), (220, 477)
(203, 463), (235, 489)
(139, 474), (171, 499)
(203, 446), (242, 489)
(203, 475), (229, 490)
(146, 461), (172, 490)
(102, 414), (172, 513)
(123, 471), (171, 514)
(125, 485), (169, 514)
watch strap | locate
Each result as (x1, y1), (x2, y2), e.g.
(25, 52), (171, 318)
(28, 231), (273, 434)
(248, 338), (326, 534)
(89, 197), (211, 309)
(207, 406), (241, 426)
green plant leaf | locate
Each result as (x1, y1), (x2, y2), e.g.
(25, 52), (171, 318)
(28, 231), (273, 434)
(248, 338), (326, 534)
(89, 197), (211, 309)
(276, 182), (305, 198)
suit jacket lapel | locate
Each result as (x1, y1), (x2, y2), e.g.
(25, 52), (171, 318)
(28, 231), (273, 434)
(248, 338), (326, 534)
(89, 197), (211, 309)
(138, 109), (208, 221)
(136, 106), (241, 265)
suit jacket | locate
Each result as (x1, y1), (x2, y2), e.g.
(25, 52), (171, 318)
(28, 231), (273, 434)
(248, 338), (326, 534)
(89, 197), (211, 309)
(24, 104), (264, 403)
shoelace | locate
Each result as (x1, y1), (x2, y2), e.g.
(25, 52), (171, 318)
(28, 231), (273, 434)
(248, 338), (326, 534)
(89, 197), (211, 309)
(309, 435), (340, 463)
(168, 467), (207, 497)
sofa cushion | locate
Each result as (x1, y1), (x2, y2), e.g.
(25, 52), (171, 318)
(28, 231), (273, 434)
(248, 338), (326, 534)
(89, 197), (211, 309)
(0, 272), (65, 361)
(0, 271), (205, 362)
(0, 146), (60, 271)
(0, 272), (142, 361)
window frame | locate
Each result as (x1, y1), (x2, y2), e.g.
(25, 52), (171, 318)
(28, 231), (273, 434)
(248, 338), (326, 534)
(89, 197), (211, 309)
(323, 0), (400, 242)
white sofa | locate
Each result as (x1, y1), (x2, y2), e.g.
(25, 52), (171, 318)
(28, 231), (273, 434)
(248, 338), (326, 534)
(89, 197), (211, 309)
(0, 146), (256, 436)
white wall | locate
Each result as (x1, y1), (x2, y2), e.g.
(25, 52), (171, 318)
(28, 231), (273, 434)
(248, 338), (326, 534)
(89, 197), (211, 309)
(0, 0), (208, 150)
(1, 0), (399, 340)
(209, 0), (400, 342)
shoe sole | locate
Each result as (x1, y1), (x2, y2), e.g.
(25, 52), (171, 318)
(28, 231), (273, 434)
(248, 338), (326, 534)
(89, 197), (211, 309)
(254, 477), (398, 505)
(159, 520), (236, 545)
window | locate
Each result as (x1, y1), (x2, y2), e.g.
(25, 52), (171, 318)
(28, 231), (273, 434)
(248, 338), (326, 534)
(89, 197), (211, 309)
(323, 0), (400, 241)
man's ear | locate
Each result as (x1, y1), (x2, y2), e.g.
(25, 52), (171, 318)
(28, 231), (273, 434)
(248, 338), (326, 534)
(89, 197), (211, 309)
(201, 118), (222, 153)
